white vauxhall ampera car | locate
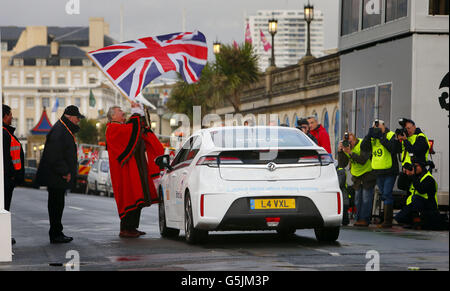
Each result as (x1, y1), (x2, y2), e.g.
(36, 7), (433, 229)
(155, 126), (342, 244)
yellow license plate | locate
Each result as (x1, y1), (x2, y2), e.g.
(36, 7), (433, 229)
(250, 199), (296, 210)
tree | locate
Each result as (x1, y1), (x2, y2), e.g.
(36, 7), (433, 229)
(166, 42), (260, 117)
(214, 42), (260, 113)
(77, 118), (99, 144)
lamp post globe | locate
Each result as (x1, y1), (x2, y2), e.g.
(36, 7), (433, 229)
(268, 18), (278, 68)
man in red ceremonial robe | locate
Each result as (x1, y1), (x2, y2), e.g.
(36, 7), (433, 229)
(106, 102), (164, 238)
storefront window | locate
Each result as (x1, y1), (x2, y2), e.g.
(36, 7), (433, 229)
(378, 84), (392, 129)
(355, 87), (375, 138)
(341, 91), (353, 134)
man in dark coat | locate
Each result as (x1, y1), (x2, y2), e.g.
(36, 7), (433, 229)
(2, 104), (25, 245)
(36, 105), (84, 244)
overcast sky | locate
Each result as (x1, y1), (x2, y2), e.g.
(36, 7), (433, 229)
(0, 0), (339, 59)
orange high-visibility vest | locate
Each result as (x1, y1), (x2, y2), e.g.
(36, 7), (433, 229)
(3, 126), (22, 171)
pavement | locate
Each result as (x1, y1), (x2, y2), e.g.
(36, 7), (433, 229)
(0, 187), (448, 271)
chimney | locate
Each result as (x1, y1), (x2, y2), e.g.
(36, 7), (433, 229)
(89, 17), (105, 50)
(50, 41), (59, 56)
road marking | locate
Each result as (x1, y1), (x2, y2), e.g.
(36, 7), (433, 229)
(69, 206), (84, 211)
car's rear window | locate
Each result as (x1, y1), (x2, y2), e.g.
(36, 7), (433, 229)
(210, 127), (313, 148)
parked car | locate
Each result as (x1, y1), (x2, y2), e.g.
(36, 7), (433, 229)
(23, 166), (38, 188)
(155, 126), (342, 244)
(86, 152), (110, 196)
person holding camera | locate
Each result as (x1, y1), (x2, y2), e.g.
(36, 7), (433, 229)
(338, 132), (376, 227)
(361, 120), (401, 228)
(394, 158), (445, 230)
(396, 118), (430, 170)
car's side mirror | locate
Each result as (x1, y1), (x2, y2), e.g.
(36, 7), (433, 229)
(155, 155), (172, 171)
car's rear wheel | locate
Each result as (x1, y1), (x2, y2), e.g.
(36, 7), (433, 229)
(159, 189), (179, 238)
(185, 193), (208, 244)
(314, 226), (340, 242)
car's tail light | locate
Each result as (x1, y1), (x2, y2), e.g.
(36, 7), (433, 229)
(319, 154), (334, 166)
(196, 156), (219, 167)
(337, 192), (342, 215)
(219, 157), (244, 164)
(265, 217), (280, 227)
(200, 194), (205, 217)
(298, 155), (320, 164)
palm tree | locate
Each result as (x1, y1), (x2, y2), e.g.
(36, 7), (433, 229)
(214, 42), (260, 113)
(166, 42), (260, 117)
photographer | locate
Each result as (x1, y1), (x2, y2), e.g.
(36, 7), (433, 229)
(296, 118), (318, 145)
(338, 132), (376, 227)
(396, 118), (430, 169)
(361, 120), (401, 228)
(394, 158), (445, 230)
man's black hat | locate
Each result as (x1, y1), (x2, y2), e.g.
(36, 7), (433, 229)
(297, 118), (309, 127)
(64, 105), (85, 119)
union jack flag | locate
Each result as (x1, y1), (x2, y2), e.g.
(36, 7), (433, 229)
(87, 31), (208, 101)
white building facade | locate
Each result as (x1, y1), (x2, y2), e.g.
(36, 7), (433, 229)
(248, 9), (325, 71)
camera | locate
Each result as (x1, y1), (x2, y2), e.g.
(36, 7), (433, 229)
(395, 118), (408, 137)
(343, 132), (350, 148)
(372, 119), (382, 136)
(403, 163), (413, 172)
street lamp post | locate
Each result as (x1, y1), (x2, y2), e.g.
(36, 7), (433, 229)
(213, 41), (222, 55)
(268, 18), (278, 67)
(304, 2), (315, 57)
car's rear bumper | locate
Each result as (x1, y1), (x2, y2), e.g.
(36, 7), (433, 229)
(196, 195), (342, 231)
(217, 196), (324, 231)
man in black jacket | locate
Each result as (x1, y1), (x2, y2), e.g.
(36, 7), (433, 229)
(36, 105), (84, 244)
(2, 104), (25, 245)
(394, 158), (446, 230)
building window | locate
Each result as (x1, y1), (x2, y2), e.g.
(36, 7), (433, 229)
(341, 91), (353, 133)
(60, 59), (70, 66)
(429, 0), (449, 15)
(341, 0), (360, 36)
(362, 0), (382, 29)
(334, 109), (340, 156)
(1, 42), (7, 51)
(26, 118), (34, 131)
(13, 58), (23, 66)
(82, 59), (92, 66)
(26, 97), (34, 108)
(74, 97), (81, 108)
(26, 76), (35, 84)
(377, 84), (392, 129)
(386, 0), (408, 22)
(41, 77), (50, 85)
(58, 97), (66, 107)
(89, 77), (97, 84)
(323, 110), (330, 133)
(355, 87), (375, 138)
(36, 59), (46, 66)
(42, 97), (50, 108)
(57, 77), (66, 84)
